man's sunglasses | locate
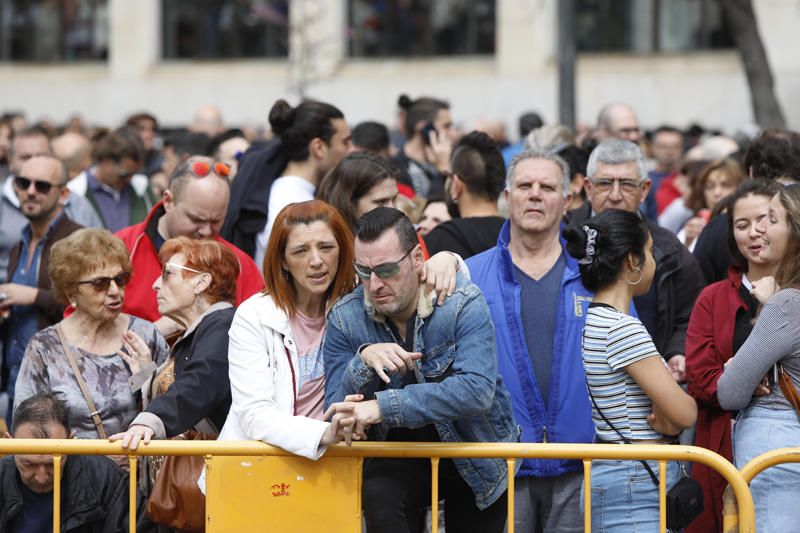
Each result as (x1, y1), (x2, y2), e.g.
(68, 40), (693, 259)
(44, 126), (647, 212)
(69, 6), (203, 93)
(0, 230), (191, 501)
(354, 247), (415, 280)
(14, 176), (62, 195)
(77, 272), (131, 292)
(190, 160), (230, 179)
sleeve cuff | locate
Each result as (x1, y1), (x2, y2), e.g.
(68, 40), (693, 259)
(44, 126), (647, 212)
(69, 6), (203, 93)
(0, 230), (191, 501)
(128, 361), (157, 391)
(130, 411), (166, 439)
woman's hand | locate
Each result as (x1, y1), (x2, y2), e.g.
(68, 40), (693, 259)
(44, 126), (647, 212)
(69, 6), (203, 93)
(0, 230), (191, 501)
(421, 252), (459, 306)
(322, 394), (365, 446)
(647, 405), (684, 437)
(109, 424), (155, 451)
(750, 276), (779, 304)
(118, 330), (153, 374)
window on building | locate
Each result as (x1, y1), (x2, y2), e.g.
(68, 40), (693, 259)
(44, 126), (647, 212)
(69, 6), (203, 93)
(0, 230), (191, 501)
(576, 0), (734, 53)
(348, 0), (495, 57)
(0, 0), (108, 62)
(162, 0), (289, 59)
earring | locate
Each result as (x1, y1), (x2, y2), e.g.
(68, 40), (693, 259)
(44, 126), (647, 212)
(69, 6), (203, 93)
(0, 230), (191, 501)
(282, 268), (291, 280)
(625, 267), (643, 286)
(70, 302), (77, 309)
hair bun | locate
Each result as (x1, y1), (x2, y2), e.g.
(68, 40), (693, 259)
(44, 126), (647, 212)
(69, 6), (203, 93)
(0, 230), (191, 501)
(268, 99), (296, 134)
(397, 94), (413, 110)
(562, 223), (589, 261)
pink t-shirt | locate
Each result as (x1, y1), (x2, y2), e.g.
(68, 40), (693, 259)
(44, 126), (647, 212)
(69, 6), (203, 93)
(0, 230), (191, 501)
(289, 311), (326, 420)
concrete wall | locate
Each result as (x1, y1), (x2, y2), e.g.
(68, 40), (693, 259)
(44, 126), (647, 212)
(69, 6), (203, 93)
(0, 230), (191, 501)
(0, 0), (797, 136)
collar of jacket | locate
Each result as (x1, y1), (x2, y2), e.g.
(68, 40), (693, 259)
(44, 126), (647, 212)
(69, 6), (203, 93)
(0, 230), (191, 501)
(494, 219), (582, 285)
(176, 301), (234, 343)
(363, 282), (436, 324)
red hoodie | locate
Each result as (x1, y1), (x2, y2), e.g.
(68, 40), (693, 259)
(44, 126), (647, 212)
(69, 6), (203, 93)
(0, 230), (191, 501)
(116, 201), (265, 323)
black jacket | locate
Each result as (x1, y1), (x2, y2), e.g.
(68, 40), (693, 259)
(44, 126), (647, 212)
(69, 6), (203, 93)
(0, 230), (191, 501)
(567, 204), (705, 359)
(221, 139), (288, 258)
(0, 454), (150, 532)
(147, 305), (235, 436)
(692, 212), (731, 284)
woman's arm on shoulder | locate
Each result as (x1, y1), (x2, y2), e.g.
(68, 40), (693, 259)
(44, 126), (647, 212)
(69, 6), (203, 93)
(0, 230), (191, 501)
(685, 286), (727, 406)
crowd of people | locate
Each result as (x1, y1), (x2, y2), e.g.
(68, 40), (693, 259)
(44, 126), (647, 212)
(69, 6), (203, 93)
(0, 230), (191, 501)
(0, 98), (799, 533)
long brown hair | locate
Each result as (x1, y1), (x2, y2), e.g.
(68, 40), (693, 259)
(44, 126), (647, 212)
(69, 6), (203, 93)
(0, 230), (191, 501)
(263, 200), (356, 316)
(775, 184), (800, 289)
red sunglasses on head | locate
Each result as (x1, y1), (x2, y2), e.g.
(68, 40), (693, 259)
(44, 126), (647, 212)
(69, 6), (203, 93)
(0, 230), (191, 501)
(191, 160), (230, 179)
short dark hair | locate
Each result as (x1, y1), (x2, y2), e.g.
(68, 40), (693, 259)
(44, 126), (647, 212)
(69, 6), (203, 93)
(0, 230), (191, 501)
(11, 393), (71, 437)
(450, 131), (506, 202)
(397, 94), (449, 137)
(563, 209), (649, 292)
(92, 129), (143, 164)
(519, 112), (544, 138)
(351, 121), (390, 154)
(726, 180), (782, 272)
(355, 207), (418, 253)
(743, 129), (800, 181)
(269, 99), (345, 162)
(653, 125), (683, 138)
(125, 112), (159, 130)
(206, 128), (246, 158)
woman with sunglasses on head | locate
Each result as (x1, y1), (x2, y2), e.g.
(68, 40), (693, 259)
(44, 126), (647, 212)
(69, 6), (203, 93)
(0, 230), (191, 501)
(563, 210), (697, 532)
(13, 228), (169, 444)
(218, 200), (364, 457)
(683, 180), (781, 533)
(717, 184), (800, 533)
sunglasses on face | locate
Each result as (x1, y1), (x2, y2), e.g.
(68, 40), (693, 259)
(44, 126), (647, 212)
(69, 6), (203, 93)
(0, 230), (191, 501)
(77, 272), (131, 292)
(190, 160), (230, 179)
(354, 247), (415, 281)
(14, 176), (62, 195)
(161, 262), (205, 281)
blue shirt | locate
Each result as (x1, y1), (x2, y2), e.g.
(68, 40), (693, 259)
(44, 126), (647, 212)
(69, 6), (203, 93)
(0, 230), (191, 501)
(513, 252), (566, 409)
(8, 471), (53, 533)
(87, 169), (131, 233)
(5, 213), (63, 398)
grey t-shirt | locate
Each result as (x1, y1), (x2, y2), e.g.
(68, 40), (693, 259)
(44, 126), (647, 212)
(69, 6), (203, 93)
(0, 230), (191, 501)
(513, 252), (566, 408)
(718, 288), (800, 411)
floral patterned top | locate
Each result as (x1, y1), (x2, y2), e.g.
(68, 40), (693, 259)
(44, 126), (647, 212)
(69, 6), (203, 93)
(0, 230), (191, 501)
(13, 315), (169, 439)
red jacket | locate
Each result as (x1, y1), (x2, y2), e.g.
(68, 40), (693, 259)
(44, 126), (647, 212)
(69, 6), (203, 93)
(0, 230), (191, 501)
(116, 201), (265, 323)
(685, 268), (748, 533)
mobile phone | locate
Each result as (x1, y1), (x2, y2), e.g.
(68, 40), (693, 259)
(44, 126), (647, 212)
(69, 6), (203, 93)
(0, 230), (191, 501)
(421, 122), (437, 146)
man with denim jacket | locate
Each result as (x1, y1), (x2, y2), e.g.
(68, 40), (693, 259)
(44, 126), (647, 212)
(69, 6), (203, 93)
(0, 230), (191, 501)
(467, 148), (594, 532)
(323, 207), (517, 533)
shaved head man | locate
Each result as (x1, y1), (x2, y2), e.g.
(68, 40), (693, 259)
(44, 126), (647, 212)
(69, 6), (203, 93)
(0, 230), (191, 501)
(190, 105), (224, 138)
(52, 132), (91, 180)
(596, 103), (642, 144)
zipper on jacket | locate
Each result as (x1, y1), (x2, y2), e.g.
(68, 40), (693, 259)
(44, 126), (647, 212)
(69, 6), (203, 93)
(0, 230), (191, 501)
(542, 425), (548, 443)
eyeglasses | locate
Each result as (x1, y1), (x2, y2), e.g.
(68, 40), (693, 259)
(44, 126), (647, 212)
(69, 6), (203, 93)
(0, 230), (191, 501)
(354, 247), (415, 280)
(613, 127), (641, 136)
(162, 262), (206, 281)
(590, 178), (645, 194)
(77, 272), (131, 292)
(14, 176), (62, 195)
(190, 160), (230, 179)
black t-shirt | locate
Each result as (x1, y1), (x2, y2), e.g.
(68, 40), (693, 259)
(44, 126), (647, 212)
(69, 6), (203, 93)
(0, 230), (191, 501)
(423, 216), (506, 259)
(8, 472), (53, 533)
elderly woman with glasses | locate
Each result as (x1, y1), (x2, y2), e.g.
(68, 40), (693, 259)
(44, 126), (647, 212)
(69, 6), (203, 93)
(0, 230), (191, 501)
(13, 228), (169, 440)
(110, 237), (239, 450)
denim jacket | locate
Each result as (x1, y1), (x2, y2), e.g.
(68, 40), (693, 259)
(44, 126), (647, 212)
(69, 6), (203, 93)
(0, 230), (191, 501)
(323, 275), (519, 510)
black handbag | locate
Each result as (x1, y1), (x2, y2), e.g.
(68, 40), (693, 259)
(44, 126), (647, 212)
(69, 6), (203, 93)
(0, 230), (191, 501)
(587, 387), (704, 531)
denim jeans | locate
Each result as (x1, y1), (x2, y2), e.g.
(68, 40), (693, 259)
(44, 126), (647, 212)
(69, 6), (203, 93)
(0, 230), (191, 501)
(733, 405), (800, 533)
(580, 459), (678, 533)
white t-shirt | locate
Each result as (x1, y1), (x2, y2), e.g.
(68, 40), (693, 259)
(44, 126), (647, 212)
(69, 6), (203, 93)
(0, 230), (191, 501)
(254, 176), (316, 268)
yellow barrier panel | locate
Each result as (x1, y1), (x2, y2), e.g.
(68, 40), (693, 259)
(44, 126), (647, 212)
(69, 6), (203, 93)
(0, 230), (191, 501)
(205, 455), (362, 532)
(0, 439), (756, 533)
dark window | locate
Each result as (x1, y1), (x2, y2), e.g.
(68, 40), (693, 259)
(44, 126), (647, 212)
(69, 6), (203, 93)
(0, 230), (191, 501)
(0, 0), (108, 62)
(576, 0), (734, 53)
(348, 0), (495, 57)
(162, 0), (288, 59)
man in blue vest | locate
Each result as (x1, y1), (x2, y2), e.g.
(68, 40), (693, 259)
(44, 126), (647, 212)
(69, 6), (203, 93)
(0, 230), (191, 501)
(468, 148), (594, 532)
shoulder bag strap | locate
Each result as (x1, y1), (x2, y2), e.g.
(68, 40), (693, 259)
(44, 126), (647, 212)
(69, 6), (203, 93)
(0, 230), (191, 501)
(55, 324), (108, 439)
(778, 364), (800, 414)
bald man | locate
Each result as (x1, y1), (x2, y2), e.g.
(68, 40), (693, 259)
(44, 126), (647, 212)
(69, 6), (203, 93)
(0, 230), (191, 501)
(595, 103), (642, 144)
(51, 132), (91, 180)
(190, 105), (224, 138)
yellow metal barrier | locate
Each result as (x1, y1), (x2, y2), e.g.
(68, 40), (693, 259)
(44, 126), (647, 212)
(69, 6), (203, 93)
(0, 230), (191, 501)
(0, 439), (756, 533)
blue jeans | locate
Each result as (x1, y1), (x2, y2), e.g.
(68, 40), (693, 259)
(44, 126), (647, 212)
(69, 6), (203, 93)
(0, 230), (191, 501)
(733, 405), (800, 533)
(580, 459), (678, 533)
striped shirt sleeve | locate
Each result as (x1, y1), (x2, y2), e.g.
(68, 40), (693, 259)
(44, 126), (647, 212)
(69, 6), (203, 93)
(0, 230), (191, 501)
(607, 315), (661, 371)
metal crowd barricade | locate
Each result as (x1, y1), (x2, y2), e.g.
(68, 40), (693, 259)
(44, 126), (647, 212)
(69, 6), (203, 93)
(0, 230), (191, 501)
(0, 439), (756, 533)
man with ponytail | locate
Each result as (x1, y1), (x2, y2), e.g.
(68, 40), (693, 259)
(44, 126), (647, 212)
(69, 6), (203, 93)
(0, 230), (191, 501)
(222, 99), (352, 266)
